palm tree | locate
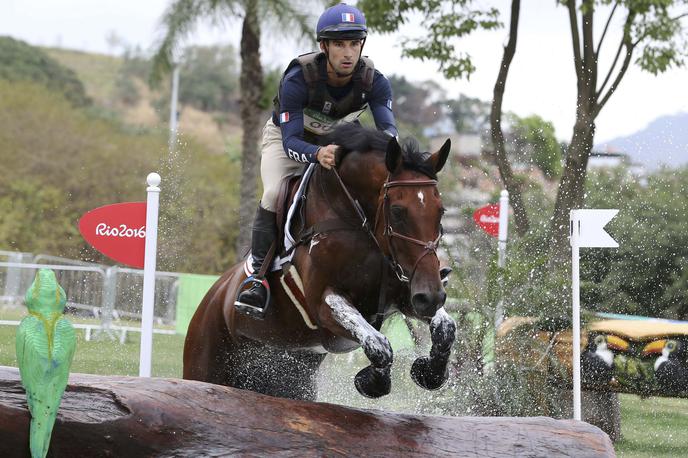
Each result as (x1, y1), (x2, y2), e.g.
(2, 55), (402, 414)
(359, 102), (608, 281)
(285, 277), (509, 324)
(151, 0), (317, 261)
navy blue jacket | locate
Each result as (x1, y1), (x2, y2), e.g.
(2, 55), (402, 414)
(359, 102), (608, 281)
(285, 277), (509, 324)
(272, 65), (397, 163)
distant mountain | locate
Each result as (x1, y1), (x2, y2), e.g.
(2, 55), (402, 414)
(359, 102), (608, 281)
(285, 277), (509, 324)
(595, 112), (688, 169)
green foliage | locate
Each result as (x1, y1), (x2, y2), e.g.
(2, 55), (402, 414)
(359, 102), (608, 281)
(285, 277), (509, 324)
(0, 79), (239, 274)
(359, 0), (501, 79)
(502, 232), (571, 320)
(386, 75), (444, 141)
(510, 114), (563, 179)
(113, 47), (151, 106)
(179, 45), (238, 112)
(444, 94), (491, 134)
(0, 36), (91, 107)
(259, 66), (282, 111)
(630, 1), (688, 75)
(582, 166), (688, 319)
(150, 0), (317, 86)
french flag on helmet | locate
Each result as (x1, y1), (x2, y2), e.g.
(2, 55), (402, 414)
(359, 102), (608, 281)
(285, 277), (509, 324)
(280, 112), (290, 123)
(316, 3), (367, 41)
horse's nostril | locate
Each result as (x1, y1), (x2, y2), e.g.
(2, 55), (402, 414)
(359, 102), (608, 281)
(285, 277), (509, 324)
(412, 290), (447, 316)
(412, 292), (431, 309)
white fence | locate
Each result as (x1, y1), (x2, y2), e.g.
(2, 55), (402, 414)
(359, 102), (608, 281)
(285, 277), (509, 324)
(0, 250), (181, 335)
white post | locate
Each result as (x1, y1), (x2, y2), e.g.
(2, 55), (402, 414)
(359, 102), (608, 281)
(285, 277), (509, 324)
(495, 190), (509, 328)
(570, 213), (582, 421)
(139, 172), (161, 377)
(570, 208), (618, 421)
(168, 65), (180, 153)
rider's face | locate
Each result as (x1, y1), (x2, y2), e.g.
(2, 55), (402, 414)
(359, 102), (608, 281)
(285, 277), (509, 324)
(321, 39), (362, 76)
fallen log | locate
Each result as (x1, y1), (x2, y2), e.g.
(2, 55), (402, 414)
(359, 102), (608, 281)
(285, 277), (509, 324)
(0, 366), (614, 457)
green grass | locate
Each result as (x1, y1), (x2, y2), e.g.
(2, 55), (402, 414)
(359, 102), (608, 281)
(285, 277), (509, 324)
(616, 394), (688, 458)
(1, 309), (185, 378)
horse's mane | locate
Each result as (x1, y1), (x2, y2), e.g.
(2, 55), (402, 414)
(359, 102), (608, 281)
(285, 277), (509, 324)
(323, 124), (437, 179)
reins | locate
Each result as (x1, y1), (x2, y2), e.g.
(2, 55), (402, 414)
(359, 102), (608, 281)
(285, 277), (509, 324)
(328, 168), (442, 328)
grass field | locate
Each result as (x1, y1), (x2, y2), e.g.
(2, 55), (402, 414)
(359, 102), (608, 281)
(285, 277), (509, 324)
(0, 306), (185, 378)
(616, 394), (688, 457)
(1, 312), (687, 456)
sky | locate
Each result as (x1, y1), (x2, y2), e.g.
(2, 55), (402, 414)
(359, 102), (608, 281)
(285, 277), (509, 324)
(2, 0), (687, 143)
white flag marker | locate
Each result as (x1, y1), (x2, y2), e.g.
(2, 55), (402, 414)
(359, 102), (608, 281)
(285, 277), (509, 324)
(571, 209), (619, 248)
(570, 209), (619, 421)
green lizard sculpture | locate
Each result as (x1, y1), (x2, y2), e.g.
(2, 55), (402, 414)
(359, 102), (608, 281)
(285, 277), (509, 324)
(16, 269), (76, 458)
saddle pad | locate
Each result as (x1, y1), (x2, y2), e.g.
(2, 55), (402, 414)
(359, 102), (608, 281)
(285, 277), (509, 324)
(279, 264), (317, 330)
(241, 260), (317, 330)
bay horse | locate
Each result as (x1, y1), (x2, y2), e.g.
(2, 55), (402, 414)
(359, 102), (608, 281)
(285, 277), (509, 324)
(183, 124), (456, 400)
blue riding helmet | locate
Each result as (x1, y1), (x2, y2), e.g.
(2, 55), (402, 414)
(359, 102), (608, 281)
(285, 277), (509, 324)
(316, 3), (367, 41)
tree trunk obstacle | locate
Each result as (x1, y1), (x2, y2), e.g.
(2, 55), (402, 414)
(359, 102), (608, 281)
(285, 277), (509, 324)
(0, 366), (614, 457)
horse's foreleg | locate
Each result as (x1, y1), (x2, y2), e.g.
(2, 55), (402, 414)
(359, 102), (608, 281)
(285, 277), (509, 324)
(411, 307), (456, 390)
(322, 289), (393, 398)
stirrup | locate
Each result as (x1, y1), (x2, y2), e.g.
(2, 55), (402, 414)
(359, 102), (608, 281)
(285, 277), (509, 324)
(234, 276), (271, 319)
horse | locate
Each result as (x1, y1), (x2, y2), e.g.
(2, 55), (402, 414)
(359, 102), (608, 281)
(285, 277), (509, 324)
(183, 124), (457, 401)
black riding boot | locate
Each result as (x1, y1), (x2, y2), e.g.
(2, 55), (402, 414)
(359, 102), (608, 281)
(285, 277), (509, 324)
(235, 206), (277, 318)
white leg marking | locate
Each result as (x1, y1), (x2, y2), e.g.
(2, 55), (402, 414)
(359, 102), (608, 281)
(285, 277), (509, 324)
(325, 294), (385, 351)
(431, 307), (451, 327)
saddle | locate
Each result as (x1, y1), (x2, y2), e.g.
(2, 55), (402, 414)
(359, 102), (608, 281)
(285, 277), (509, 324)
(275, 173), (305, 257)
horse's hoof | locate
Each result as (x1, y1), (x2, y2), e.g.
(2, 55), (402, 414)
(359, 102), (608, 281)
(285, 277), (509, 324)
(410, 356), (448, 391)
(354, 365), (391, 398)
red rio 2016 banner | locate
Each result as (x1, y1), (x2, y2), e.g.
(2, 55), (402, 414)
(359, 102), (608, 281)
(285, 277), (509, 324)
(78, 202), (147, 268)
(473, 203), (500, 238)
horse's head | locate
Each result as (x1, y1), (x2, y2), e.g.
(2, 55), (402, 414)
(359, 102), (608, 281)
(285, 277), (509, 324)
(380, 136), (451, 318)
(326, 125), (451, 318)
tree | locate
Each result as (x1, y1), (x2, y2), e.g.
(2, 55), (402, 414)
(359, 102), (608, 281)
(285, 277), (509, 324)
(387, 75), (445, 128)
(510, 114), (563, 179)
(178, 45), (238, 112)
(151, 0), (316, 261)
(444, 94), (491, 134)
(362, 0), (688, 254)
(550, 0), (688, 253)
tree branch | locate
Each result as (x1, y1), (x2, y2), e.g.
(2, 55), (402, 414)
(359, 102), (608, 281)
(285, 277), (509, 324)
(595, 34), (635, 117)
(595, 1), (619, 59)
(567, 0), (583, 80)
(490, 0), (529, 236)
(595, 32), (624, 100)
(595, 8), (638, 103)
(581, 0), (596, 95)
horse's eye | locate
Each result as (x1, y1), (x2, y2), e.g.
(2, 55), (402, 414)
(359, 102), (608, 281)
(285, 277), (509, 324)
(390, 205), (406, 221)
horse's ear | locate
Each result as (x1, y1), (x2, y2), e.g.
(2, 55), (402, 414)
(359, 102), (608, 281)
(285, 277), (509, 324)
(385, 137), (402, 173)
(430, 139), (451, 173)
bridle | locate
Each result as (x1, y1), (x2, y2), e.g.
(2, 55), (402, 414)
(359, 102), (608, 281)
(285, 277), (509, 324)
(378, 179), (442, 283)
(309, 167), (444, 329)
(331, 169), (443, 284)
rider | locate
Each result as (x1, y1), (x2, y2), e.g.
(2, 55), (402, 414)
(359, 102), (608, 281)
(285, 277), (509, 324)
(234, 3), (398, 318)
